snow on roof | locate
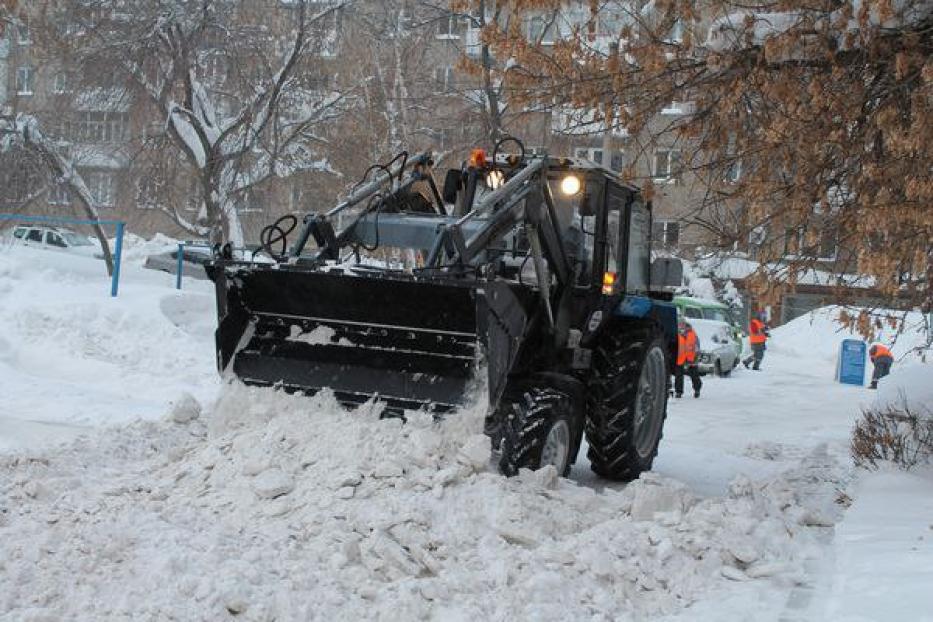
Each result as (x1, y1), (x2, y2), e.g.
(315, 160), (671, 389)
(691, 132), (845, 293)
(675, 295), (727, 308)
(695, 255), (876, 288)
(74, 88), (132, 113)
(705, 1), (933, 52)
(72, 145), (128, 170)
(552, 106), (630, 138)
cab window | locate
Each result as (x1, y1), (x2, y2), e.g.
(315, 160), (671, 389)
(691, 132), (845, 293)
(684, 306), (703, 319)
(26, 229), (43, 242)
(46, 232), (67, 247)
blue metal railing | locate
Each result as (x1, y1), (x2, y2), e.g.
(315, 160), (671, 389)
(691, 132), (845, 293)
(175, 242), (214, 290)
(0, 213), (125, 297)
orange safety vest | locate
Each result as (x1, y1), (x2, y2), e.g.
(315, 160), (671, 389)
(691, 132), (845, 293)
(677, 330), (698, 366)
(749, 318), (768, 344)
(869, 344), (893, 361)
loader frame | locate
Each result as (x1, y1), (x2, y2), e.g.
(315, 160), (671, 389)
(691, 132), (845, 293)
(208, 145), (679, 480)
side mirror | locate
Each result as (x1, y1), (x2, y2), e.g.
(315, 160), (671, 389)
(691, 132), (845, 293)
(650, 257), (683, 289)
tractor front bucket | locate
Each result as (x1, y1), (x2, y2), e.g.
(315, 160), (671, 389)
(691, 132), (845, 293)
(209, 264), (528, 414)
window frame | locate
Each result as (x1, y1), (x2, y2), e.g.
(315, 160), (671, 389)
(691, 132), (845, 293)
(436, 14), (466, 39)
(49, 182), (71, 206)
(86, 171), (115, 208)
(16, 17), (30, 45)
(653, 149), (682, 183)
(526, 15), (555, 45)
(651, 220), (680, 247)
(16, 66), (35, 96)
(46, 231), (67, 248)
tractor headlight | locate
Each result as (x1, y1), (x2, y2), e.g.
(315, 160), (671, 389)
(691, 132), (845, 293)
(485, 169), (505, 190)
(560, 174), (582, 196)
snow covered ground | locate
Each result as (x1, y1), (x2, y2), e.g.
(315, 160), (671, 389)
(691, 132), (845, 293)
(0, 243), (930, 620)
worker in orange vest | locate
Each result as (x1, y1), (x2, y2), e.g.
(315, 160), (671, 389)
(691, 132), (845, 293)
(675, 320), (702, 398)
(868, 343), (894, 389)
(742, 312), (770, 370)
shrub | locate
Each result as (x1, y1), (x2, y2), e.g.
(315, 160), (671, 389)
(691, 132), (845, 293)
(851, 401), (933, 470)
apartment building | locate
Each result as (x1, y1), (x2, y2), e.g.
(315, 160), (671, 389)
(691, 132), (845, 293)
(2, 0), (840, 285)
(1, 1), (344, 241)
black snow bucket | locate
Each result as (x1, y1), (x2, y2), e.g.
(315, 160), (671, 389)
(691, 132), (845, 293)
(209, 264), (527, 414)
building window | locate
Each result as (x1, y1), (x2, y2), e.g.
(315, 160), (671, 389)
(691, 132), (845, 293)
(434, 66), (455, 90)
(724, 159), (742, 183)
(783, 226), (837, 260)
(289, 185), (303, 212)
(69, 112), (129, 143)
(653, 149), (682, 182)
(526, 15), (554, 44)
(16, 67), (35, 96)
(597, 10), (625, 37)
(16, 18), (30, 45)
(49, 182), (71, 206)
(136, 177), (161, 209)
(86, 172), (115, 207)
(664, 20), (684, 44)
(651, 221), (680, 247)
(234, 190), (262, 213)
(436, 14), (465, 39)
(185, 178), (201, 212)
(53, 73), (69, 94)
(201, 53), (227, 85)
(574, 147), (603, 165)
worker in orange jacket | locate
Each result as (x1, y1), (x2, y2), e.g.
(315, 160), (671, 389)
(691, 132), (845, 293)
(742, 312), (770, 371)
(675, 320), (702, 398)
(868, 343), (894, 389)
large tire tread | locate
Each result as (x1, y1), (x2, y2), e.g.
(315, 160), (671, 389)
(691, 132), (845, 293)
(586, 324), (669, 481)
(498, 387), (574, 477)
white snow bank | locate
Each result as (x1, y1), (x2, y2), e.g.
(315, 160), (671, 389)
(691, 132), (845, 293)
(769, 306), (928, 366)
(873, 364), (933, 414)
(0, 245), (217, 446)
(0, 382), (849, 620)
(822, 467), (933, 621)
(111, 232), (183, 264)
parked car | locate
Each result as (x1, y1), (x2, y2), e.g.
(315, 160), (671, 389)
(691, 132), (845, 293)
(143, 246), (213, 280)
(7, 225), (99, 257)
(687, 318), (740, 376)
(675, 296), (744, 361)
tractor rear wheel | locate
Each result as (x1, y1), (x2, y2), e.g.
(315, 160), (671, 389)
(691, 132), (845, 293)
(586, 325), (669, 481)
(497, 387), (575, 477)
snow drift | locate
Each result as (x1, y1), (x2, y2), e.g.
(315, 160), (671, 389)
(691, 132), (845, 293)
(0, 383), (847, 621)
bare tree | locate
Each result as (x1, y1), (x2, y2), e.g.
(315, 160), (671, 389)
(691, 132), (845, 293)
(46, 0), (352, 245)
(0, 115), (116, 274)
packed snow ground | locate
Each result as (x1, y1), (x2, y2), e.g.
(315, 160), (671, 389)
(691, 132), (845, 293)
(0, 243), (930, 620)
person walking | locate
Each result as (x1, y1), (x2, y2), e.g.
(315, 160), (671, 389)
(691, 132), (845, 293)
(742, 312), (770, 370)
(675, 320), (702, 398)
(868, 343), (894, 389)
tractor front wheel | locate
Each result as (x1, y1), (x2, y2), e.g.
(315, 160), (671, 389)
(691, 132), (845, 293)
(497, 387), (575, 477)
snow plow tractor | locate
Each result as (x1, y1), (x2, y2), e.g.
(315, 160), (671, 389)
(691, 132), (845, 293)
(206, 139), (682, 480)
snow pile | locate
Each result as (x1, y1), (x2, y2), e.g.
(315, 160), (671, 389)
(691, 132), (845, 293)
(873, 364), (933, 414)
(769, 306), (928, 365)
(111, 232), (181, 264)
(0, 246), (217, 440)
(0, 382), (848, 620)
